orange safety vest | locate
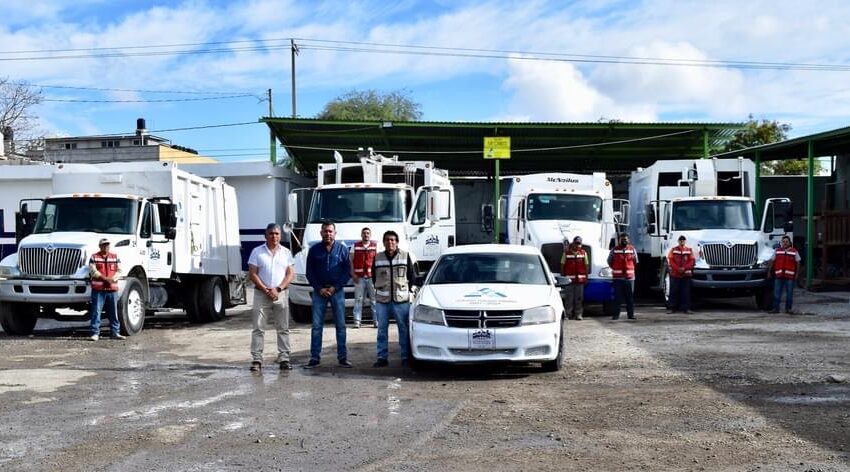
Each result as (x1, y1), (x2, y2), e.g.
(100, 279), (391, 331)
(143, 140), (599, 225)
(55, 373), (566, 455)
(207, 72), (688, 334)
(611, 245), (636, 280)
(668, 246), (695, 278)
(561, 247), (588, 284)
(352, 240), (377, 277)
(90, 252), (120, 292)
(773, 247), (798, 280)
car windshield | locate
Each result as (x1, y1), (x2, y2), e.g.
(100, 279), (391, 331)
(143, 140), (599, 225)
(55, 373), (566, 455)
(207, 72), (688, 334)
(672, 200), (756, 231)
(308, 188), (406, 223)
(33, 197), (138, 234)
(526, 194), (602, 222)
(428, 253), (550, 285)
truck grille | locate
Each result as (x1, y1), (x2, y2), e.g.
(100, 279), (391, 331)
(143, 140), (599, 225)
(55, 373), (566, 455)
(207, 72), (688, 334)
(444, 309), (523, 328)
(700, 243), (757, 267)
(19, 247), (86, 276)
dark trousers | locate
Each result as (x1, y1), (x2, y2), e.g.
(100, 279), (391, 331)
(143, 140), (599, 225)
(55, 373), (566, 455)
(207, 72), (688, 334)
(669, 277), (692, 312)
(613, 279), (635, 319)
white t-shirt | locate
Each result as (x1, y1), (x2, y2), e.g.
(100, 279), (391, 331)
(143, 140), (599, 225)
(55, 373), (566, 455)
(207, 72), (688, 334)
(247, 243), (293, 288)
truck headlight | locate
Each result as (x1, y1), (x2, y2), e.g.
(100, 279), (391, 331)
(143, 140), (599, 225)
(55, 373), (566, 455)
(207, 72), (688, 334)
(413, 304), (445, 325)
(0, 265), (21, 278)
(293, 274), (308, 284)
(757, 260), (770, 269)
(522, 305), (556, 325)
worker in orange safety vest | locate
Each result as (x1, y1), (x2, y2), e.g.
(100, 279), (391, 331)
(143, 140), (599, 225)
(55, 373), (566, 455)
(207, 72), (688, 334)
(88, 238), (124, 341)
(607, 232), (638, 320)
(560, 235), (589, 320)
(666, 235), (696, 314)
(766, 235), (800, 314)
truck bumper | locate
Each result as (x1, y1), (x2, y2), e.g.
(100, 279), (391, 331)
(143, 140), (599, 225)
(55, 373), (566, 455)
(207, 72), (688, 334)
(691, 268), (768, 290)
(0, 279), (124, 305)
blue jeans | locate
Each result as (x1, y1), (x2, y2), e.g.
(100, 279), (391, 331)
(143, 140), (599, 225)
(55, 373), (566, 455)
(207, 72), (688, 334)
(375, 302), (410, 361)
(310, 290), (347, 362)
(352, 277), (376, 323)
(613, 279), (635, 318)
(90, 290), (120, 336)
(669, 277), (691, 311)
(773, 278), (795, 312)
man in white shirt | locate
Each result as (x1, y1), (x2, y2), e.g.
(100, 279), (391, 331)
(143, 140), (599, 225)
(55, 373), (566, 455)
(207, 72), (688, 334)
(247, 223), (295, 372)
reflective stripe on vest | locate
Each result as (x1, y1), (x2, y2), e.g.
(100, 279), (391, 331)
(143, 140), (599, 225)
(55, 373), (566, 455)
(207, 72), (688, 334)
(561, 250), (588, 283)
(352, 241), (377, 277)
(774, 248), (798, 279)
(669, 247), (694, 277)
(611, 246), (636, 279)
(90, 252), (120, 292)
(374, 250), (410, 304)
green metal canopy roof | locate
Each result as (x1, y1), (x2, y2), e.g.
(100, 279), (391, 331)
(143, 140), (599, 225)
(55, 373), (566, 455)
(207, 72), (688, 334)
(262, 118), (742, 176)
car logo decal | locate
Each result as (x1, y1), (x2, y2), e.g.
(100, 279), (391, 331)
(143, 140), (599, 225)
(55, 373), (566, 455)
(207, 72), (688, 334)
(464, 288), (508, 298)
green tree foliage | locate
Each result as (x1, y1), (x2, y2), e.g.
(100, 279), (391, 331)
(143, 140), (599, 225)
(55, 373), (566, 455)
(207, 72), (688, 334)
(316, 89), (422, 121)
(721, 115), (820, 175)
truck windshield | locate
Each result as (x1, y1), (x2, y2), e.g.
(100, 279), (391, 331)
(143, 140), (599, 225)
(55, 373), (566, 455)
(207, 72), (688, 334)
(33, 198), (138, 234)
(526, 194), (602, 222)
(308, 188), (406, 223)
(429, 253), (549, 285)
(672, 200), (755, 231)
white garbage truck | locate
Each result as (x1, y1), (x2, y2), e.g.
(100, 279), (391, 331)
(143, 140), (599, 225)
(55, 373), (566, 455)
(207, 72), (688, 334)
(498, 172), (629, 315)
(0, 161), (246, 335)
(286, 149), (455, 322)
(628, 157), (793, 307)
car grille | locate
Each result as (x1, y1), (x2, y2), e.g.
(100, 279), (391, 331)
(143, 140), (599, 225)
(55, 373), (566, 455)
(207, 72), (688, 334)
(444, 309), (523, 329)
(19, 247), (86, 276)
(700, 242), (757, 267)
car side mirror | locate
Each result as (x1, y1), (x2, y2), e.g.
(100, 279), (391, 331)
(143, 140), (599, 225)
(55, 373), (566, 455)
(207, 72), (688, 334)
(414, 275), (426, 286)
(554, 275), (570, 288)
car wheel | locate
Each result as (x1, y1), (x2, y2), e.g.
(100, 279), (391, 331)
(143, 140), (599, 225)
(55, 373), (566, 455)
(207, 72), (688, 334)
(198, 277), (226, 322)
(118, 277), (145, 336)
(0, 302), (38, 335)
(541, 324), (564, 372)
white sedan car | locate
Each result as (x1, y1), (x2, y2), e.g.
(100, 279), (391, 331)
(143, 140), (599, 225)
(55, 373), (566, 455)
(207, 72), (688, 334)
(410, 244), (567, 371)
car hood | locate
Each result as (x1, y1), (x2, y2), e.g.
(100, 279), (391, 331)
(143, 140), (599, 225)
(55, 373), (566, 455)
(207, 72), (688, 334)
(418, 283), (554, 311)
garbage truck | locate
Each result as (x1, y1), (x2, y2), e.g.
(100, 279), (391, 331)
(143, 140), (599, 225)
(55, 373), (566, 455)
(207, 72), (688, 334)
(628, 157), (793, 307)
(286, 149), (455, 322)
(498, 172), (629, 315)
(0, 161), (246, 335)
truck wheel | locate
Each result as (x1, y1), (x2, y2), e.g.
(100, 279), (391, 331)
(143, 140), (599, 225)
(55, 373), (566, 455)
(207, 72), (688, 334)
(118, 278), (145, 336)
(183, 280), (203, 324)
(541, 325), (564, 372)
(0, 303), (38, 335)
(289, 301), (312, 324)
(661, 265), (672, 308)
(198, 277), (226, 322)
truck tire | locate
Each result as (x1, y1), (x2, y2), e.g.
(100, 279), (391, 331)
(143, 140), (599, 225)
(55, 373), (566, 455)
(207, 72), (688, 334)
(541, 324), (565, 372)
(660, 265), (672, 308)
(118, 278), (145, 336)
(0, 303), (38, 335)
(183, 280), (203, 324)
(198, 277), (226, 322)
(289, 301), (312, 324)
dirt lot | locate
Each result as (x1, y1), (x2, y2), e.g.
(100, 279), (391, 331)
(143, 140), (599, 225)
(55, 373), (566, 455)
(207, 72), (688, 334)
(1, 291), (849, 471)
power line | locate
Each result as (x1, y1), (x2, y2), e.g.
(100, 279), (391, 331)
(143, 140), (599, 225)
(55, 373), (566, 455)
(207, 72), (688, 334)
(29, 83), (259, 95)
(43, 94), (257, 103)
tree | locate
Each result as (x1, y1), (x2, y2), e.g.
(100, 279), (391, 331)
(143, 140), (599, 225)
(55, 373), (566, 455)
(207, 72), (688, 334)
(0, 78), (43, 143)
(316, 89), (422, 121)
(720, 115), (820, 175)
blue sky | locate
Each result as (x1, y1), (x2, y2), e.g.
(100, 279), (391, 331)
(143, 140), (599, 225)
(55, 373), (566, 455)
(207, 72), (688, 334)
(3, 0), (850, 162)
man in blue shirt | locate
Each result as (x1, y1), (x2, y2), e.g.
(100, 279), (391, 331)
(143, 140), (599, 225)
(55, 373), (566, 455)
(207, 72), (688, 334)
(304, 221), (353, 368)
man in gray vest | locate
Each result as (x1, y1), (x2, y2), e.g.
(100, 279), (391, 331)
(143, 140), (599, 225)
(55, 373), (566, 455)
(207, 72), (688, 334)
(371, 230), (417, 368)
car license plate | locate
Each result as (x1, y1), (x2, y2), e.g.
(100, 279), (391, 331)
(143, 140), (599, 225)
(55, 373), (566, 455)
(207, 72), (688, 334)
(468, 328), (495, 349)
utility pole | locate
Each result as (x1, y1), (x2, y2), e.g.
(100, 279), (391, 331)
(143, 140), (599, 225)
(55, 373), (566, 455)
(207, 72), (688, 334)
(268, 89), (277, 165)
(291, 39), (299, 118)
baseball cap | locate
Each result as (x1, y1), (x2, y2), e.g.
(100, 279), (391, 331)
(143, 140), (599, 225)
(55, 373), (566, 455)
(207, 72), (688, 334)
(678, 235), (686, 241)
(98, 238), (110, 246)
(573, 236), (582, 243)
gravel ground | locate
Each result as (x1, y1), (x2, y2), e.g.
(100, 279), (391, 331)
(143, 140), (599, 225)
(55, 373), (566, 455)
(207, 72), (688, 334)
(0, 290), (848, 471)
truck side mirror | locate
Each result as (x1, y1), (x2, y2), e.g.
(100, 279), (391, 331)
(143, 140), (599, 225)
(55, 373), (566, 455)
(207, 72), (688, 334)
(480, 204), (494, 233)
(648, 223), (657, 235)
(287, 193), (300, 225)
(163, 204), (178, 240)
(427, 189), (451, 223)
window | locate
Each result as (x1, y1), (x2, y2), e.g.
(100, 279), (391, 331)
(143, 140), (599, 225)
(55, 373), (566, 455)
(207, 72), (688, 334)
(139, 203), (152, 238)
(410, 192), (427, 225)
(133, 139), (141, 146)
(101, 140), (120, 148)
(64, 142), (77, 150)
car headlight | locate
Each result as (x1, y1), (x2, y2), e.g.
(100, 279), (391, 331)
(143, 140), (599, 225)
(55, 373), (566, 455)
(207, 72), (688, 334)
(293, 274), (308, 284)
(522, 305), (556, 325)
(0, 265), (21, 278)
(413, 304), (445, 325)
(599, 267), (612, 278)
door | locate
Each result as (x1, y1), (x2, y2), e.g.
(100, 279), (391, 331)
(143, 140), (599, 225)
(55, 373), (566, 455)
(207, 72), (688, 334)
(141, 201), (173, 279)
(761, 198), (793, 244)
